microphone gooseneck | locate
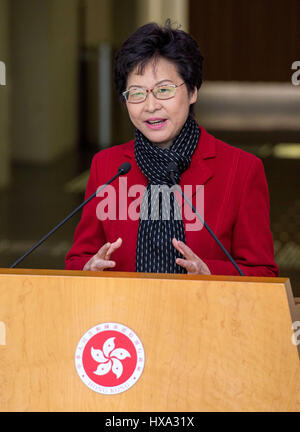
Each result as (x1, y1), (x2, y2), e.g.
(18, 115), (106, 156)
(10, 162), (132, 269)
(166, 162), (245, 276)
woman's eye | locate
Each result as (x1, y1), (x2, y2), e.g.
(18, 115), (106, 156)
(157, 87), (171, 93)
(131, 90), (145, 97)
(155, 86), (175, 97)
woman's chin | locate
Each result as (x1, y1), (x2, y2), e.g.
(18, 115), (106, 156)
(141, 130), (173, 148)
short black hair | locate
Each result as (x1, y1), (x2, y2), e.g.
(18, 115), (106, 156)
(113, 20), (204, 116)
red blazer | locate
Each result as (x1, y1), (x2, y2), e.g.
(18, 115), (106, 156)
(65, 126), (279, 276)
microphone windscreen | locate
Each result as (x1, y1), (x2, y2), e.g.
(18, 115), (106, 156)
(118, 161), (131, 175)
(167, 161), (179, 174)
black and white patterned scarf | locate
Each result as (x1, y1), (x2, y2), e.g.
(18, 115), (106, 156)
(134, 115), (200, 273)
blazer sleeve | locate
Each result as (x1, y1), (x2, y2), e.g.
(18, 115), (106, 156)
(202, 157), (279, 277)
(65, 155), (106, 270)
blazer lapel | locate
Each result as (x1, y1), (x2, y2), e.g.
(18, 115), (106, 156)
(122, 140), (147, 187)
(178, 126), (216, 203)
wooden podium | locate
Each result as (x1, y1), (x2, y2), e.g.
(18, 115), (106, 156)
(0, 268), (299, 412)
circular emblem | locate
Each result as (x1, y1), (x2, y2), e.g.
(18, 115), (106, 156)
(75, 322), (145, 395)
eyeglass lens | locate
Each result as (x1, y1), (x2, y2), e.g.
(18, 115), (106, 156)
(126, 85), (176, 102)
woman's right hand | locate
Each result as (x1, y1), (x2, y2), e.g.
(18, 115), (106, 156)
(83, 237), (122, 271)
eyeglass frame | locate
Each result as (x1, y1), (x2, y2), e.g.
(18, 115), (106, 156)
(122, 82), (185, 103)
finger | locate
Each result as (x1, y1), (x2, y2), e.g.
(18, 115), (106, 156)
(105, 237), (122, 258)
(97, 242), (112, 259)
(172, 238), (182, 253)
(172, 238), (187, 256)
(172, 238), (197, 260)
(90, 259), (116, 271)
(176, 258), (198, 274)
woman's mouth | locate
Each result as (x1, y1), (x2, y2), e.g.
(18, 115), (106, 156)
(145, 118), (167, 130)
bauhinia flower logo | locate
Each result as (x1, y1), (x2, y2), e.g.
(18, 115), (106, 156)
(75, 323), (145, 395)
(91, 337), (131, 379)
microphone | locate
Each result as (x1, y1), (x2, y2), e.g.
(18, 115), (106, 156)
(167, 162), (245, 276)
(10, 162), (132, 269)
(118, 161), (131, 175)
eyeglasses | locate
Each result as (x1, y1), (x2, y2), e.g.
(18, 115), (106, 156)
(122, 82), (185, 103)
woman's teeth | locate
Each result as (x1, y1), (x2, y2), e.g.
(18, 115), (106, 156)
(147, 119), (165, 124)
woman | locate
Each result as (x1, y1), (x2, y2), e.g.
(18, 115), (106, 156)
(65, 22), (279, 276)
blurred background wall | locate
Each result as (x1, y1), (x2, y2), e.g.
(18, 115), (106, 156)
(0, 0), (299, 294)
(0, 0), (10, 187)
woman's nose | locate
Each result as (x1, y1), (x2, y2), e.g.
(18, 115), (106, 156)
(144, 92), (162, 112)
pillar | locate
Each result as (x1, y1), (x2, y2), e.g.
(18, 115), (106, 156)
(0, 0), (10, 187)
(136, 0), (189, 30)
(10, 0), (79, 163)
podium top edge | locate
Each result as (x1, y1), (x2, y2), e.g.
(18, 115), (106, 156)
(0, 267), (289, 284)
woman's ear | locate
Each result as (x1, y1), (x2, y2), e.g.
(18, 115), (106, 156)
(189, 86), (198, 105)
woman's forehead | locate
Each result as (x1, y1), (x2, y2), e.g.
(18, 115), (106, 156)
(127, 57), (180, 85)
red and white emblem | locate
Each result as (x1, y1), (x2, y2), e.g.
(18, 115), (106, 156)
(75, 322), (145, 395)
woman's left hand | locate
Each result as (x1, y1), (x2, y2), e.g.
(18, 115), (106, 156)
(172, 238), (211, 275)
